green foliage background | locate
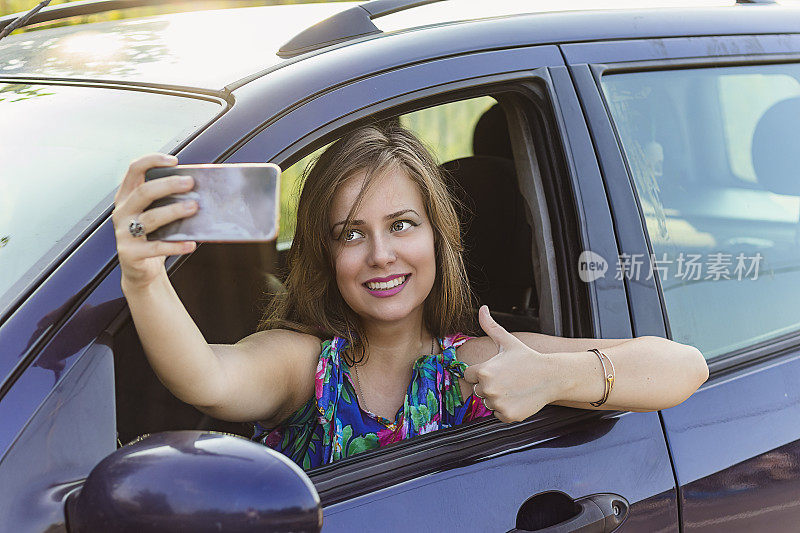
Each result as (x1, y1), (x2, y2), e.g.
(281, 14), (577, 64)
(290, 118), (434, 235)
(277, 97), (496, 243)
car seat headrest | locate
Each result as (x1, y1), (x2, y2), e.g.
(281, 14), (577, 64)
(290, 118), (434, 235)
(441, 156), (534, 312)
(752, 96), (800, 196)
(472, 104), (513, 160)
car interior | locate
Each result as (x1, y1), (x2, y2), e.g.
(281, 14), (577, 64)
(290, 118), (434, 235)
(112, 94), (552, 449)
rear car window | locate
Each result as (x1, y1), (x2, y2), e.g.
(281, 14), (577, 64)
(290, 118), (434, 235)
(601, 64), (800, 360)
(0, 83), (222, 317)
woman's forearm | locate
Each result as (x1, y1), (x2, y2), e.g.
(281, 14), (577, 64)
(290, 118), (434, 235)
(462, 308), (708, 422)
(123, 271), (227, 408)
(536, 335), (709, 411)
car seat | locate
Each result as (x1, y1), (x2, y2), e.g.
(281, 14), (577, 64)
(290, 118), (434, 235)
(751, 96), (800, 244)
(441, 104), (538, 331)
(751, 96), (800, 198)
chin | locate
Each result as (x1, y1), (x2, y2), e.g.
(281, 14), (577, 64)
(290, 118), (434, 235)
(359, 299), (422, 324)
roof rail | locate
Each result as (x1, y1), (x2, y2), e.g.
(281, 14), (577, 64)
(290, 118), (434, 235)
(736, 0), (777, 3)
(278, 0), (445, 59)
(0, 0), (260, 35)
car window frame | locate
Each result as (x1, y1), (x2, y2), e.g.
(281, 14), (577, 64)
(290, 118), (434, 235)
(575, 46), (800, 376)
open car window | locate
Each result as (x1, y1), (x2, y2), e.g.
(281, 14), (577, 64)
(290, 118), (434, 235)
(113, 88), (568, 476)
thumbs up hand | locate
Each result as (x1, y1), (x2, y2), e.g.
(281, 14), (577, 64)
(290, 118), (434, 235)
(463, 306), (561, 423)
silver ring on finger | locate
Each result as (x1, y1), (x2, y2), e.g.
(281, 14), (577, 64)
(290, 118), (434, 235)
(129, 218), (146, 238)
(472, 383), (485, 400)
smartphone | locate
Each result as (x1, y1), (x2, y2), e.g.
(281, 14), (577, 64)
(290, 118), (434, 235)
(144, 163), (281, 242)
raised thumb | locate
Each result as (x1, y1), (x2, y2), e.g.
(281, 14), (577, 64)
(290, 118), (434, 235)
(478, 305), (520, 350)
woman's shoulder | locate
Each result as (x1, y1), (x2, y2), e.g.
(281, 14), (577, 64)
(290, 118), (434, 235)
(441, 332), (487, 368)
(442, 332), (473, 350)
(451, 334), (496, 367)
(243, 329), (328, 430)
(237, 328), (326, 356)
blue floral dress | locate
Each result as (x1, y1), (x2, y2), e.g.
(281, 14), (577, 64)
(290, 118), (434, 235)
(252, 333), (493, 470)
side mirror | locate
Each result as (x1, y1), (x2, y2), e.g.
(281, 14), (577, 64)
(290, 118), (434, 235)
(65, 431), (322, 532)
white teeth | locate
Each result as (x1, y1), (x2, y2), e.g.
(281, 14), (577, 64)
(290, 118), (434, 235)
(366, 275), (407, 291)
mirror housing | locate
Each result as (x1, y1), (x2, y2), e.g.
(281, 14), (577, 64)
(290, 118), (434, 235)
(66, 431), (322, 532)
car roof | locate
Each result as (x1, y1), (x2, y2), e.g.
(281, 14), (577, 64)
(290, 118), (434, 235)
(375, 0), (735, 32)
(1, 0), (800, 91)
(0, 3), (352, 90)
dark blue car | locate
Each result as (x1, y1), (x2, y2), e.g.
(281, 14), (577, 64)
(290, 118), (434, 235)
(2, 0), (800, 531)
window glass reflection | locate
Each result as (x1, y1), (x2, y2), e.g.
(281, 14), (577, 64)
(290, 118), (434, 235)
(0, 83), (220, 315)
(602, 64), (800, 359)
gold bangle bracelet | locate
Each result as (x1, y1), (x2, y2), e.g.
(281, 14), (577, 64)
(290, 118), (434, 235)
(589, 348), (615, 407)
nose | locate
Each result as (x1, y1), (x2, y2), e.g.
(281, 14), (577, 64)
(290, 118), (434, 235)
(368, 233), (396, 268)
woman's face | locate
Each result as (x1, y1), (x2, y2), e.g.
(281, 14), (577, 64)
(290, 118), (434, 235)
(329, 166), (436, 327)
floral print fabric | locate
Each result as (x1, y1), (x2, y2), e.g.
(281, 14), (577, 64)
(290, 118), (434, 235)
(252, 333), (493, 470)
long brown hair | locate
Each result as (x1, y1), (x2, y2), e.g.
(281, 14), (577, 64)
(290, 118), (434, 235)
(259, 122), (475, 365)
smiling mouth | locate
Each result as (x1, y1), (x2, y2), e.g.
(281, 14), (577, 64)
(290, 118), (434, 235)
(364, 274), (410, 291)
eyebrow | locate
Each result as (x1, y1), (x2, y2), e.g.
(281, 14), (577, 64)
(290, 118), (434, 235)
(331, 209), (420, 230)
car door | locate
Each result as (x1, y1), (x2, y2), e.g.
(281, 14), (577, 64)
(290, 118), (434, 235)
(0, 221), (121, 532)
(211, 36), (680, 531)
(565, 32), (800, 531)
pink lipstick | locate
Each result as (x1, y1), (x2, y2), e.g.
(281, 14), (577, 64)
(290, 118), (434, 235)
(363, 273), (411, 298)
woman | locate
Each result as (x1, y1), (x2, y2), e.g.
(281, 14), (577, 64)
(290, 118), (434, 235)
(112, 123), (708, 470)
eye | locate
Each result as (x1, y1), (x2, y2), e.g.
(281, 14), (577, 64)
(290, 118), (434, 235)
(343, 229), (364, 242)
(391, 220), (416, 232)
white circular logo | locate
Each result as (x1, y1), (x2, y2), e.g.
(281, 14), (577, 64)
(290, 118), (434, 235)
(578, 251), (608, 283)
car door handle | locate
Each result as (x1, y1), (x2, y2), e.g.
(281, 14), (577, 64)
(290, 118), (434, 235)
(508, 493), (629, 533)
